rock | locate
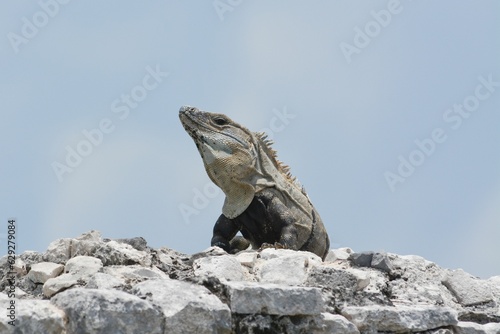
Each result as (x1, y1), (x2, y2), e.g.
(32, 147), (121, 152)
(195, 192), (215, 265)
(7, 230), (500, 333)
(42, 256), (103, 297)
(86, 272), (124, 289)
(27, 262), (64, 283)
(43, 273), (81, 297)
(94, 240), (152, 266)
(225, 281), (324, 315)
(103, 264), (169, 281)
(325, 247), (353, 262)
(235, 251), (257, 268)
(193, 254), (248, 282)
(43, 238), (72, 263)
(371, 252), (394, 273)
(65, 256), (103, 275)
(349, 251), (374, 267)
(455, 321), (500, 334)
(132, 279), (231, 334)
(314, 313), (360, 334)
(345, 268), (371, 290)
(234, 313), (360, 334)
(342, 305), (458, 333)
(254, 249), (322, 285)
(443, 269), (494, 306)
(0, 296), (67, 334)
(52, 288), (164, 334)
(113, 236), (148, 251)
(13, 258), (27, 275)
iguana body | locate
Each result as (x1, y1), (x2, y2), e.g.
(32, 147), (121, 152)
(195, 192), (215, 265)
(179, 106), (330, 260)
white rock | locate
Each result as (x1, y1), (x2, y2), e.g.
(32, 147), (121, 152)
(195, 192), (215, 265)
(345, 268), (371, 290)
(311, 313), (360, 334)
(225, 281), (324, 315)
(443, 269), (494, 306)
(86, 272), (124, 289)
(235, 251), (257, 268)
(43, 238), (72, 263)
(65, 255), (103, 275)
(325, 247), (354, 262)
(103, 265), (169, 281)
(0, 297), (67, 334)
(455, 321), (500, 334)
(94, 240), (152, 266)
(13, 258), (27, 275)
(52, 287), (163, 334)
(27, 262), (64, 283)
(193, 255), (248, 281)
(43, 273), (81, 298)
(43, 256), (103, 297)
(254, 249), (322, 285)
(341, 305), (458, 333)
(133, 279), (231, 334)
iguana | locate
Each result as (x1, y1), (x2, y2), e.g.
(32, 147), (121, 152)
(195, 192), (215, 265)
(179, 106), (330, 260)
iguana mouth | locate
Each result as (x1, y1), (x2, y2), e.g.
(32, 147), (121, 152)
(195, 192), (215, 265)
(179, 106), (249, 149)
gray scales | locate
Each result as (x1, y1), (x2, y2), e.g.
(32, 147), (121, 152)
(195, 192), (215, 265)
(179, 106), (330, 260)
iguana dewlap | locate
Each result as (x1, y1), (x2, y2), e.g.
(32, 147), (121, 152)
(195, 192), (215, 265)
(179, 106), (330, 260)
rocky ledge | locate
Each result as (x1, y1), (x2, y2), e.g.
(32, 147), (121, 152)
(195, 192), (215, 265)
(1, 231), (499, 334)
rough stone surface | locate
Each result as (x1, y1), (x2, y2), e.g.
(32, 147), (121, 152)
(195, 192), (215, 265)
(455, 321), (500, 334)
(349, 251), (374, 267)
(225, 281), (324, 315)
(3, 230), (499, 333)
(315, 313), (360, 334)
(27, 262), (64, 284)
(43, 256), (103, 297)
(133, 279), (231, 334)
(0, 295), (67, 334)
(342, 305), (458, 333)
(43, 238), (72, 263)
(52, 288), (164, 334)
(193, 254), (248, 282)
(371, 252), (394, 273)
(443, 269), (494, 306)
(254, 249), (322, 285)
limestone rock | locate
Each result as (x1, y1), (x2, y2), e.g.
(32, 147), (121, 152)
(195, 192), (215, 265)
(0, 296), (67, 334)
(94, 240), (152, 266)
(325, 247), (353, 262)
(13, 258), (27, 275)
(103, 264), (169, 281)
(314, 313), (360, 334)
(349, 251), (374, 267)
(42, 256), (103, 297)
(132, 279), (231, 334)
(193, 254), (248, 282)
(254, 249), (322, 285)
(86, 272), (124, 289)
(52, 288), (164, 334)
(342, 305), (458, 333)
(225, 281), (324, 315)
(455, 321), (500, 334)
(27, 262), (64, 284)
(443, 269), (494, 306)
(43, 238), (72, 263)
(65, 256), (103, 275)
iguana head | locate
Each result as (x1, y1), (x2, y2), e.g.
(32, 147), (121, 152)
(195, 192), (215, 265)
(179, 106), (275, 218)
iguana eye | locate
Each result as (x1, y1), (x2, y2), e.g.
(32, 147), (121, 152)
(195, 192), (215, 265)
(213, 117), (228, 126)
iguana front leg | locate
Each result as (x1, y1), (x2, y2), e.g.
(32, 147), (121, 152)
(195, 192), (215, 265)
(211, 214), (239, 253)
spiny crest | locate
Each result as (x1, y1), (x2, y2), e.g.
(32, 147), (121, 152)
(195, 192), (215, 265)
(255, 132), (308, 195)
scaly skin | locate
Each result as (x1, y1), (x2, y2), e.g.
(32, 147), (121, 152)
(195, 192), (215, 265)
(179, 106), (330, 260)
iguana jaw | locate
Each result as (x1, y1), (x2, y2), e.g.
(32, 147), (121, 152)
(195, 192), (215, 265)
(179, 106), (259, 218)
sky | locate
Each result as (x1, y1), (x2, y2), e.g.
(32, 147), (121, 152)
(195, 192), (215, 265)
(1, 1), (499, 278)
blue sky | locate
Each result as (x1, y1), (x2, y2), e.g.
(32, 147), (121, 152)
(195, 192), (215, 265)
(1, 1), (499, 278)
